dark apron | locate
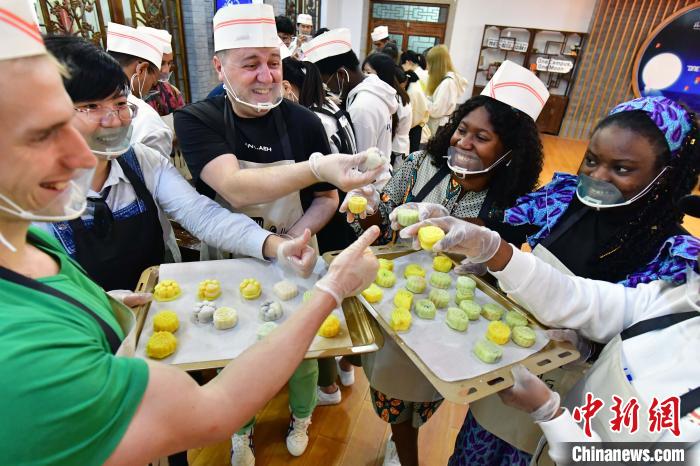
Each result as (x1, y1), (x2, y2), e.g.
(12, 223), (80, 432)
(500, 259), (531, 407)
(69, 152), (165, 291)
(0, 232), (122, 354)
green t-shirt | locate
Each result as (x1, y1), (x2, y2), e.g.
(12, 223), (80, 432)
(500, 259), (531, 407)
(0, 227), (149, 465)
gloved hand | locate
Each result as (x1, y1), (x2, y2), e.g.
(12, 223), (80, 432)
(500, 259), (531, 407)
(107, 290), (152, 308)
(276, 229), (317, 278)
(315, 225), (380, 307)
(454, 258), (488, 276)
(498, 365), (561, 423)
(339, 185), (380, 222)
(546, 329), (593, 366)
(388, 202), (449, 231)
(308, 151), (387, 192)
(400, 216), (502, 263)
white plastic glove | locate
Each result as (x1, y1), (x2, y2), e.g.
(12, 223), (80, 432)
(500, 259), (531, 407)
(107, 290), (153, 308)
(454, 258), (489, 276)
(276, 229), (317, 279)
(400, 216), (502, 263)
(546, 329), (593, 366)
(388, 202), (450, 231)
(339, 185), (380, 222)
(315, 225), (380, 307)
(308, 151), (387, 192)
(498, 364), (561, 423)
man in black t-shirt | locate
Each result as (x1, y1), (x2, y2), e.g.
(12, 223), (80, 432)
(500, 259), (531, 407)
(175, 17), (380, 246)
(173, 5), (382, 464)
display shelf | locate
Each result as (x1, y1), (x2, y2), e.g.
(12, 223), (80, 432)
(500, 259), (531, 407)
(473, 24), (587, 135)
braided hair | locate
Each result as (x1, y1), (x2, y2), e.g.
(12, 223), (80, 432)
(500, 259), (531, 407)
(592, 108), (700, 282)
(425, 95), (544, 212)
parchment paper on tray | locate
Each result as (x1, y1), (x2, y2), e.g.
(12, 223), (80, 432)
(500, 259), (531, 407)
(134, 257), (351, 365)
(358, 251), (549, 382)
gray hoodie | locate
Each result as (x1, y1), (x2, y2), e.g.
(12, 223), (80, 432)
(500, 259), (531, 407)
(346, 74), (399, 160)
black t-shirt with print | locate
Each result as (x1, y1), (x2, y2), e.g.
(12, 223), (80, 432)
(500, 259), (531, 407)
(174, 96), (333, 209)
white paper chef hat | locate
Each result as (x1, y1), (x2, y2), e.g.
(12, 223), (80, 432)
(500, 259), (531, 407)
(480, 60), (550, 121)
(107, 22), (163, 69)
(297, 13), (312, 26)
(137, 25), (172, 54)
(371, 25), (389, 42)
(0, 1), (46, 61)
(213, 3), (278, 52)
(278, 36), (291, 60)
(302, 28), (352, 64)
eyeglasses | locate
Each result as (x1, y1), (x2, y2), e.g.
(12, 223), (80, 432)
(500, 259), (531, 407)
(75, 102), (138, 123)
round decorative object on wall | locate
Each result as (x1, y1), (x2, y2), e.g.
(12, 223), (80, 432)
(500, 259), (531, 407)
(632, 4), (700, 112)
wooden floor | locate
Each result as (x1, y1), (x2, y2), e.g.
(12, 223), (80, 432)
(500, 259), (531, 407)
(185, 135), (700, 466)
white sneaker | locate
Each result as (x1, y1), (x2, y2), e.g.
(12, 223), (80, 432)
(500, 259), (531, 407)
(382, 436), (401, 466)
(336, 356), (355, 386)
(231, 429), (255, 466)
(316, 386), (342, 406)
(286, 414), (312, 456)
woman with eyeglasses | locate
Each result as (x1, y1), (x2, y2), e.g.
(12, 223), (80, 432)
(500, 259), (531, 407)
(38, 35), (317, 291)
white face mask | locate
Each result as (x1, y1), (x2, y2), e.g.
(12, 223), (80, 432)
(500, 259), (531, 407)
(0, 167), (96, 251)
(85, 124), (133, 160)
(445, 146), (512, 178)
(575, 167), (669, 209)
(221, 65), (283, 113)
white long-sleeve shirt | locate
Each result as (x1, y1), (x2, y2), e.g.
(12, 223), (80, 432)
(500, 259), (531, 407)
(392, 100), (412, 157)
(426, 71), (467, 135)
(128, 93), (173, 158)
(347, 74), (398, 161)
(40, 143), (271, 262)
(491, 246), (700, 465)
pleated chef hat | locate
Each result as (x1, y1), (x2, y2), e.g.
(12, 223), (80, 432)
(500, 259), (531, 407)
(107, 22), (163, 69)
(137, 26), (172, 54)
(302, 28), (352, 64)
(297, 13), (312, 26)
(480, 60), (550, 121)
(0, 1), (46, 61)
(213, 3), (278, 52)
(371, 25), (389, 42)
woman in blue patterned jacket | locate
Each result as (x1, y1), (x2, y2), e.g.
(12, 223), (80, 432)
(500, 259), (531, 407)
(450, 95), (700, 466)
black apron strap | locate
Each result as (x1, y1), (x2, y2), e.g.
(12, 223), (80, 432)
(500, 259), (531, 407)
(271, 105), (294, 162)
(414, 164), (451, 202)
(0, 252), (121, 355)
(540, 205), (588, 248)
(116, 155), (160, 216)
(681, 386), (700, 418)
(620, 311), (699, 340)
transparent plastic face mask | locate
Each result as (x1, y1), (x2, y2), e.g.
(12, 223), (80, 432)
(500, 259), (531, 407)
(575, 167), (668, 209)
(445, 146), (512, 178)
(221, 65), (283, 113)
(0, 166), (95, 251)
(85, 124), (133, 160)
(325, 68), (349, 102)
(159, 71), (172, 82)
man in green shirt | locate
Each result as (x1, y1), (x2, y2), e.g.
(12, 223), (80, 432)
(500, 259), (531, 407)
(0, 4), (380, 465)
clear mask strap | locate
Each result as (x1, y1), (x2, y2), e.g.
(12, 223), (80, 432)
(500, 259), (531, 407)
(0, 231), (17, 253)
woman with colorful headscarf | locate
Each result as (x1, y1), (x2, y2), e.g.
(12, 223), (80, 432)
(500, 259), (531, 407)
(449, 95), (700, 465)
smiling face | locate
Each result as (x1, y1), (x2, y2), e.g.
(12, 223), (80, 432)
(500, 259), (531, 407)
(0, 56), (96, 219)
(578, 124), (663, 200)
(449, 106), (505, 172)
(214, 47), (282, 118)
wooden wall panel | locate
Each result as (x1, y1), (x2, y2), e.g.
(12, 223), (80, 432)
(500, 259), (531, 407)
(560, 0), (698, 140)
